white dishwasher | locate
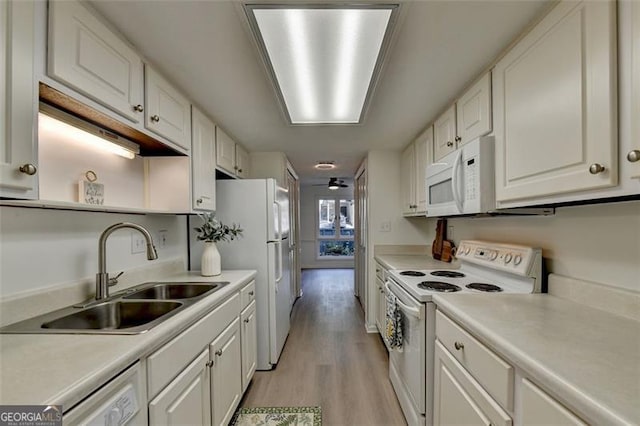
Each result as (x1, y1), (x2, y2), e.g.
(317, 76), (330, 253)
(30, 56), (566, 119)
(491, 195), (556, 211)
(64, 362), (147, 426)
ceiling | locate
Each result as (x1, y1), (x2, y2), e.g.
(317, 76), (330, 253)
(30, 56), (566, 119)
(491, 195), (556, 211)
(89, 0), (551, 184)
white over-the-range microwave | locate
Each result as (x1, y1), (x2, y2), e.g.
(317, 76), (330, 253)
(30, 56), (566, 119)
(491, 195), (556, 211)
(426, 136), (495, 217)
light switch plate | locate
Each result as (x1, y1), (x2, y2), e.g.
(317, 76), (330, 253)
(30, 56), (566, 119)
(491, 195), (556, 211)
(131, 232), (146, 254)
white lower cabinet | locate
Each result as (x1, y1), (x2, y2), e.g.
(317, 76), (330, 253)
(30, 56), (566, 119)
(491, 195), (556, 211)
(241, 300), (257, 391)
(375, 276), (386, 336)
(210, 318), (242, 426)
(521, 379), (586, 426)
(149, 349), (212, 426)
(433, 341), (512, 426)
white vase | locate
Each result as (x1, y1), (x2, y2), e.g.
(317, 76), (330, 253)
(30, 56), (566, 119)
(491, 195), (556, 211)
(201, 241), (221, 276)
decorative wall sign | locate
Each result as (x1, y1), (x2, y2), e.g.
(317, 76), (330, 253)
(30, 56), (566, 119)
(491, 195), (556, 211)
(78, 170), (104, 205)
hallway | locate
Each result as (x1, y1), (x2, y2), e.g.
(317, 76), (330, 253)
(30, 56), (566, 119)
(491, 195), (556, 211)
(241, 269), (407, 425)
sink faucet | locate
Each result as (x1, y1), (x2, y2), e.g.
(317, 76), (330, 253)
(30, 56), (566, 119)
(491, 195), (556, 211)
(96, 222), (158, 301)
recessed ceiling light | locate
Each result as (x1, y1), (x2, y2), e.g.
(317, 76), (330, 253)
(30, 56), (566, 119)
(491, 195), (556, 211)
(314, 161), (336, 170)
(245, 4), (398, 125)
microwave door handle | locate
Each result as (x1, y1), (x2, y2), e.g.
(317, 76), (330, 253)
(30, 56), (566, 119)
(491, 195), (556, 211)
(451, 150), (464, 213)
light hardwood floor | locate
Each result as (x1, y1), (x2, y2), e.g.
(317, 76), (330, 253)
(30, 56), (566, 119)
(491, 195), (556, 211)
(240, 269), (407, 425)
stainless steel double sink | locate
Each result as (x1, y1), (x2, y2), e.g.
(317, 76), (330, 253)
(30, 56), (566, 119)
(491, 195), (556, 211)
(0, 281), (229, 335)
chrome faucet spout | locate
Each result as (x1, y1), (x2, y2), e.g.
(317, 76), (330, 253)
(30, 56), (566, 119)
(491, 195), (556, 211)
(96, 222), (158, 301)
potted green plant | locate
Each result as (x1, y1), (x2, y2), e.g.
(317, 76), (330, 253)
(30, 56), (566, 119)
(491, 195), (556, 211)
(194, 213), (243, 276)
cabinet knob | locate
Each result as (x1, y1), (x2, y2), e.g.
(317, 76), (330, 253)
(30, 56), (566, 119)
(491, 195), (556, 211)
(244, 317), (250, 323)
(455, 136), (461, 142)
(589, 163), (606, 174)
(454, 341), (464, 351)
(627, 150), (640, 163)
(248, 291), (254, 296)
(206, 360), (214, 368)
(446, 141), (454, 147)
(196, 198), (203, 205)
(19, 164), (37, 175)
(133, 104), (144, 112)
(238, 169), (243, 173)
(150, 115), (160, 123)
(215, 349), (223, 357)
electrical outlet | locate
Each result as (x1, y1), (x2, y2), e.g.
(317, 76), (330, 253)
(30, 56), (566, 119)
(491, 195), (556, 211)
(158, 230), (168, 249)
(380, 221), (392, 232)
(131, 232), (146, 254)
(448, 225), (454, 240)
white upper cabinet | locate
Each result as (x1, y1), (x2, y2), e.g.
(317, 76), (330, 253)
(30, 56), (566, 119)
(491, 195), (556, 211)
(235, 144), (249, 179)
(0, 0), (37, 199)
(434, 105), (457, 161)
(191, 107), (216, 212)
(493, 0), (617, 204)
(628, 0), (640, 180)
(48, 0), (144, 123)
(456, 72), (492, 146)
(215, 126), (236, 175)
(145, 66), (191, 151)
(415, 126), (433, 213)
(401, 143), (416, 215)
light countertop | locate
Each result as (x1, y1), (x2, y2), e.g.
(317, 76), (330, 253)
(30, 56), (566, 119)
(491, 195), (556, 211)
(433, 294), (640, 425)
(0, 270), (256, 411)
(374, 254), (459, 271)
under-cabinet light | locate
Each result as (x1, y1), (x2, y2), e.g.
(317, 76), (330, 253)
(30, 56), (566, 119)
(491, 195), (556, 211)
(246, 4), (398, 124)
(39, 104), (140, 160)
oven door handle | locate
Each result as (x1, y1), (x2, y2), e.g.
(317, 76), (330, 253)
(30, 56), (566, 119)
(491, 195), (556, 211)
(385, 282), (423, 319)
(451, 149), (464, 213)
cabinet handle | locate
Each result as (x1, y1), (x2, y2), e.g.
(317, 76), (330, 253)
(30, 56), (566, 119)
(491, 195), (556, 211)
(206, 360), (214, 368)
(589, 163), (606, 174)
(151, 115), (160, 123)
(244, 317), (250, 323)
(455, 136), (461, 142)
(627, 150), (640, 163)
(446, 141), (454, 147)
(248, 291), (254, 296)
(133, 104), (144, 112)
(196, 198), (203, 205)
(18, 164), (37, 175)
(454, 341), (464, 350)
(238, 169), (243, 173)
(215, 349), (223, 357)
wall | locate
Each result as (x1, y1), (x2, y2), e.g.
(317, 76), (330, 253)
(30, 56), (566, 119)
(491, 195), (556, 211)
(299, 184), (355, 269)
(0, 207), (188, 298)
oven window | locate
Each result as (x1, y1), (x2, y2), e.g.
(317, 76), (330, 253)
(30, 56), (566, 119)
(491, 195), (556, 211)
(429, 178), (454, 204)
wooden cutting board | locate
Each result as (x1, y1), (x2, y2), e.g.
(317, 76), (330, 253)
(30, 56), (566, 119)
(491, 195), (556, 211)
(432, 219), (455, 262)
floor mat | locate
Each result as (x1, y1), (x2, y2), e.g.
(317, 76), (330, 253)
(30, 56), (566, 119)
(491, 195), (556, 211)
(230, 406), (322, 426)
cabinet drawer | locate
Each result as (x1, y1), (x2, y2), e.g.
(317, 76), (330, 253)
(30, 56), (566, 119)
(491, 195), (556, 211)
(436, 310), (514, 410)
(240, 280), (256, 309)
(147, 293), (240, 399)
(375, 262), (387, 281)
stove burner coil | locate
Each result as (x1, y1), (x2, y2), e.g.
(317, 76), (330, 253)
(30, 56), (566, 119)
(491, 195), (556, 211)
(430, 271), (466, 278)
(466, 283), (503, 292)
(400, 271), (426, 277)
(417, 281), (462, 292)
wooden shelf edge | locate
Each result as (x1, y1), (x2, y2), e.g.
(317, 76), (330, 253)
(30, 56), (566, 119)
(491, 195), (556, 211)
(0, 199), (191, 215)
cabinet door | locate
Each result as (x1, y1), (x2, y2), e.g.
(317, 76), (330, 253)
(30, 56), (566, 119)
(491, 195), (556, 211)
(414, 126), (433, 213)
(215, 127), (236, 175)
(48, 0), (144, 123)
(0, 0), (37, 198)
(433, 342), (511, 426)
(433, 105), (457, 161)
(191, 107), (216, 211)
(241, 301), (257, 391)
(521, 379), (586, 426)
(145, 66), (191, 151)
(375, 277), (386, 335)
(401, 143), (416, 215)
(629, 0), (640, 180)
(210, 318), (242, 426)
(494, 0), (617, 203)
(456, 72), (492, 146)
(149, 349), (211, 426)
(235, 143), (250, 178)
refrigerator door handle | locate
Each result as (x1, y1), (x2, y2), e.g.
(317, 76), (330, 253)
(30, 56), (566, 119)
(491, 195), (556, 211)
(275, 201), (283, 241)
(275, 240), (283, 285)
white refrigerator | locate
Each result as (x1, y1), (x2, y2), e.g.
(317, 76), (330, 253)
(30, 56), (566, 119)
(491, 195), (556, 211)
(190, 179), (291, 370)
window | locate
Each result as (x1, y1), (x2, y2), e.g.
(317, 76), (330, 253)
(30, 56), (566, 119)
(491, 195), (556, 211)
(317, 198), (354, 258)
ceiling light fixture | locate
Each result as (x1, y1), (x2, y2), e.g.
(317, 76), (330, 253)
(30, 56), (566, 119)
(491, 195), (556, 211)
(245, 4), (398, 125)
(314, 161), (336, 170)
(39, 104), (140, 160)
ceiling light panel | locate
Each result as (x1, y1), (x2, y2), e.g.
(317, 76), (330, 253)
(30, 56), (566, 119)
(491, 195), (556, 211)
(247, 5), (397, 125)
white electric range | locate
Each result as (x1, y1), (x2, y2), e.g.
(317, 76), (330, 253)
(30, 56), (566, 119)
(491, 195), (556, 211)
(384, 240), (543, 426)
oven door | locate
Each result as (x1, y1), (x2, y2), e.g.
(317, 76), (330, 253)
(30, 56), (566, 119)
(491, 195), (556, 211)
(426, 148), (464, 217)
(386, 279), (426, 419)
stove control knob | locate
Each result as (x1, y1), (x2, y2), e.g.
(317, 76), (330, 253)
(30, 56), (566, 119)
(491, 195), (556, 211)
(465, 247), (471, 255)
(514, 254), (522, 265)
(504, 253), (513, 264)
(489, 251), (498, 260)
